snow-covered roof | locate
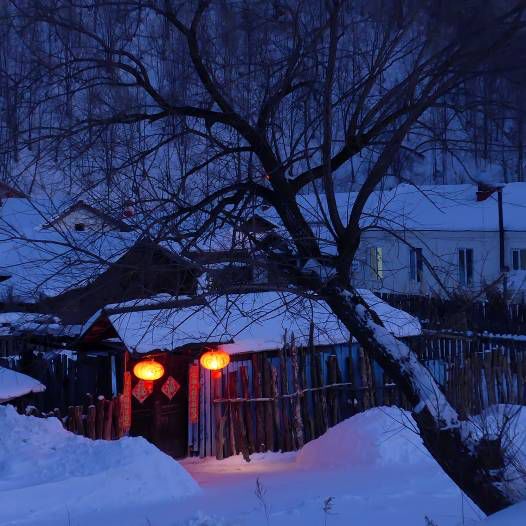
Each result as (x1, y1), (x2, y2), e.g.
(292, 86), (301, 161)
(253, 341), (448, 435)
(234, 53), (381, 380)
(0, 366), (46, 403)
(0, 196), (139, 300)
(262, 183), (526, 235)
(0, 312), (72, 337)
(84, 290), (421, 355)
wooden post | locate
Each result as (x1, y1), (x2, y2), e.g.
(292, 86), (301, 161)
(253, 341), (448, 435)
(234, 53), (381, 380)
(95, 396), (105, 439)
(270, 365), (283, 451)
(299, 346), (312, 443)
(112, 395), (122, 439)
(290, 334), (304, 449)
(103, 399), (113, 440)
(262, 356), (275, 451)
(252, 354), (266, 452)
(67, 406), (76, 433)
(240, 365), (256, 454)
(74, 405), (84, 436)
(278, 336), (292, 451)
(313, 351), (328, 434)
(227, 371), (238, 455)
(327, 355), (340, 427)
(213, 372), (225, 460)
(87, 405), (96, 439)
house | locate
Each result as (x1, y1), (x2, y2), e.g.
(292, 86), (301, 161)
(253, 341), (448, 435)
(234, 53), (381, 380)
(0, 193), (138, 303)
(0, 190), (201, 324)
(353, 183), (526, 299)
(42, 199), (133, 233)
(256, 183), (526, 300)
(76, 290), (421, 459)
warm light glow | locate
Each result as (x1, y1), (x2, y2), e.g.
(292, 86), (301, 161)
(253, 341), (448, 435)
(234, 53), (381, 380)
(133, 359), (165, 381)
(200, 349), (230, 371)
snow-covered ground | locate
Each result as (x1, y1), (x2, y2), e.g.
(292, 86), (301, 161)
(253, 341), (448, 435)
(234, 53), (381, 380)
(0, 405), (524, 526)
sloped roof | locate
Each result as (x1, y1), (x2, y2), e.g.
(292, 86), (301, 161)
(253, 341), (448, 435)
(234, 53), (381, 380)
(82, 290), (421, 355)
(42, 200), (134, 232)
(0, 367), (46, 403)
(0, 197), (139, 300)
(262, 183), (526, 234)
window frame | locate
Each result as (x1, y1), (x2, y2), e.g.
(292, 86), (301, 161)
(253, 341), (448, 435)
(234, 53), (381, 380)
(409, 247), (423, 283)
(458, 248), (474, 286)
(370, 246), (383, 280)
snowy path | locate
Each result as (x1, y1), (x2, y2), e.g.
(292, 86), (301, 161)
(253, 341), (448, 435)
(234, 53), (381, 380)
(0, 407), (489, 526)
(4, 451), (484, 526)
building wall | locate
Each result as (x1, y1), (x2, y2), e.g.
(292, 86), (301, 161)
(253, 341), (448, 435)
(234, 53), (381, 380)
(352, 229), (526, 296)
(54, 209), (109, 231)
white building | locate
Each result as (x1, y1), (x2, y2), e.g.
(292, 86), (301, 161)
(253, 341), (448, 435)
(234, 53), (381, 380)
(347, 184), (526, 299)
(262, 183), (526, 300)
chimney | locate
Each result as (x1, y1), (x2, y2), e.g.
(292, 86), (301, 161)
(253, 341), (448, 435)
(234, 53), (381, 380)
(476, 182), (499, 202)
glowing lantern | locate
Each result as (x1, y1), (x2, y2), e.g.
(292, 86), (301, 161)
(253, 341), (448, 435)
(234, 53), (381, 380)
(200, 349), (230, 371)
(133, 359), (165, 381)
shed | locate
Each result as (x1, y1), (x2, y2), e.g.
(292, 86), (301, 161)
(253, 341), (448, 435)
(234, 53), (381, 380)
(78, 290), (420, 459)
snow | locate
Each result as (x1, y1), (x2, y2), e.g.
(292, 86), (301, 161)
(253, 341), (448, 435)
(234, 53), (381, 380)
(85, 290), (421, 354)
(0, 367), (45, 403)
(296, 407), (433, 469)
(481, 500), (526, 525)
(0, 312), (64, 336)
(0, 196), (137, 300)
(290, 183), (526, 232)
(462, 405), (526, 501)
(0, 405), (493, 526)
(0, 405), (200, 525)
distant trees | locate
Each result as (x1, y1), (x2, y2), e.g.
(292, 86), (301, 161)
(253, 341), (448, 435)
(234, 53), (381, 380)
(1, 0), (526, 515)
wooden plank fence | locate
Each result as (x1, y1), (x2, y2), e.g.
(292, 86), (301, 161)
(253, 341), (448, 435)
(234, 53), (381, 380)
(378, 293), (526, 334)
(22, 393), (128, 440)
(196, 330), (526, 460)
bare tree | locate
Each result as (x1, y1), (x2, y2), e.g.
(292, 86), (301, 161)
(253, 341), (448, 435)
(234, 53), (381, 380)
(2, 0), (526, 514)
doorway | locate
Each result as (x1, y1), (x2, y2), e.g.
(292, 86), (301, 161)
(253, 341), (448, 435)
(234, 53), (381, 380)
(129, 353), (193, 458)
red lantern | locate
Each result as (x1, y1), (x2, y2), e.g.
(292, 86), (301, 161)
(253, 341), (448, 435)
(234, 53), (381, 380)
(200, 349), (230, 371)
(133, 359), (165, 381)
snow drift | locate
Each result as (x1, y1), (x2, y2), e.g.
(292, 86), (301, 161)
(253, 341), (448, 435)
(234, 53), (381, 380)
(296, 406), (434, 469)
(0, 405), (199, 524)
(0, 366), (45, 403)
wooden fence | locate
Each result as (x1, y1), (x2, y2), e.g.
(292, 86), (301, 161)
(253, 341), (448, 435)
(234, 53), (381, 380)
(193, 331), (526, 460)
(413, 331), (526, 418)
(21, 393), (129, 440)
(378, 292), (526, 334)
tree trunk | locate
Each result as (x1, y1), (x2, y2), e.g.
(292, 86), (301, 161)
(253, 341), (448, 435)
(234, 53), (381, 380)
(325, 286), (513, 515)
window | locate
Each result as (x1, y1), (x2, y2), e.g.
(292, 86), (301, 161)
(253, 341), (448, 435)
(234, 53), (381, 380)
(409, 248), (423, 282)
(74, 222), (86, 232)
(458, 248), (473, 286)
(370, 247), (383, 279)
(511, 249), (526, 271)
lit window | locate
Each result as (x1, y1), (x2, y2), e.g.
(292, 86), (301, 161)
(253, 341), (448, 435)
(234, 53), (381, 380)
(370, 247), (383, 279)
(409, 248), (423, 282)
(458, 248), (473, 286)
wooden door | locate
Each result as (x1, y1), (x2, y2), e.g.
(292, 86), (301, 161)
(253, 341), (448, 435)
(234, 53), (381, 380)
(129, 353), (192, 458)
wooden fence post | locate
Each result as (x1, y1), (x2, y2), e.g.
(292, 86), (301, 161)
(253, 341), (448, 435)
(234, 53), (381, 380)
(290, 334), (304, 449)
(240, 366), (255, 454)
(263, 356), (276, 451)
(213, 372), (225, 460)
(252, 354), (266, 452)
(87, 405), (96, 439)
(103, 399), (113, 440)
(95, 396), (105, 439)
(278, 336), (292, 451)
